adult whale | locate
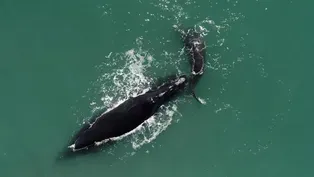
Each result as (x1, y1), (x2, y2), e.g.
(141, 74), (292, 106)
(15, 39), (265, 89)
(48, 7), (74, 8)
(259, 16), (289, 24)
(175, 25), (206, 104)
(68, 74), (188, 152)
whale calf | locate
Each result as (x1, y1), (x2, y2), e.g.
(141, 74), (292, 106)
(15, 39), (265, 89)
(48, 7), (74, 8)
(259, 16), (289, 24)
(68, 74), (188, 152)
(175, 25), (206, 104)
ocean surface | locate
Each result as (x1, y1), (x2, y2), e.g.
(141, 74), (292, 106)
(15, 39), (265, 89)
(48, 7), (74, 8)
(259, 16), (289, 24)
(1, 0), (313, 176)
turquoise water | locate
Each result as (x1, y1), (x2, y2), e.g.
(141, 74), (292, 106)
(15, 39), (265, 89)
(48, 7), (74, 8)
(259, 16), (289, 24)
(1, 0), (313, 176)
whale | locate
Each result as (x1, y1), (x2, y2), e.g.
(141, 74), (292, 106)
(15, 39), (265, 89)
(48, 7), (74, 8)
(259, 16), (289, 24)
(175, 25), (206, 104)
(67, 74), (188, 152)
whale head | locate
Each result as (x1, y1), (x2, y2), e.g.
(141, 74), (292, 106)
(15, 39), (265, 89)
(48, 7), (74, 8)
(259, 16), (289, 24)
(149, 74), (188, 104)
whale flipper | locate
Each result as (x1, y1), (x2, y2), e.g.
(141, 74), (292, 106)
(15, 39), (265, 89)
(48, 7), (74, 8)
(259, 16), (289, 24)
(188, 74), (206, 104)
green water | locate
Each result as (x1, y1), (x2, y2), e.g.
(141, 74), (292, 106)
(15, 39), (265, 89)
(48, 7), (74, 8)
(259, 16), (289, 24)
(1, 0), (313, 176)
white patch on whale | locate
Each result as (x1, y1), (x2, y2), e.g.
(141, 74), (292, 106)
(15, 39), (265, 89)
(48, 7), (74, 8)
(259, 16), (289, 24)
(158, 91), (166, 97)
(175, 77), (186, 85)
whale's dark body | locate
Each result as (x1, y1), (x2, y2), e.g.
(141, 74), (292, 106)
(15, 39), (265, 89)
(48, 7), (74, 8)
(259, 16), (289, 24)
(176, 25), (206, 104)
(183, 28), (206, 75)
(68, 75), (188, 152)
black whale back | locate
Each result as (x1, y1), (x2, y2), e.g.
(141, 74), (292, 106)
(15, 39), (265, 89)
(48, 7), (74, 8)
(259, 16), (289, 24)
(69, 74), (188, 151)
(183, 28), (206, 74)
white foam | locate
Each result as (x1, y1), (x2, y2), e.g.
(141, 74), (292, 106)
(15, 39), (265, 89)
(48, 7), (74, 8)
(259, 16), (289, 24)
(131, 104), (179, 150)
(94, 139), (110, 146)
(68, 144), (75, 149)
(105, 52), (112, 58)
